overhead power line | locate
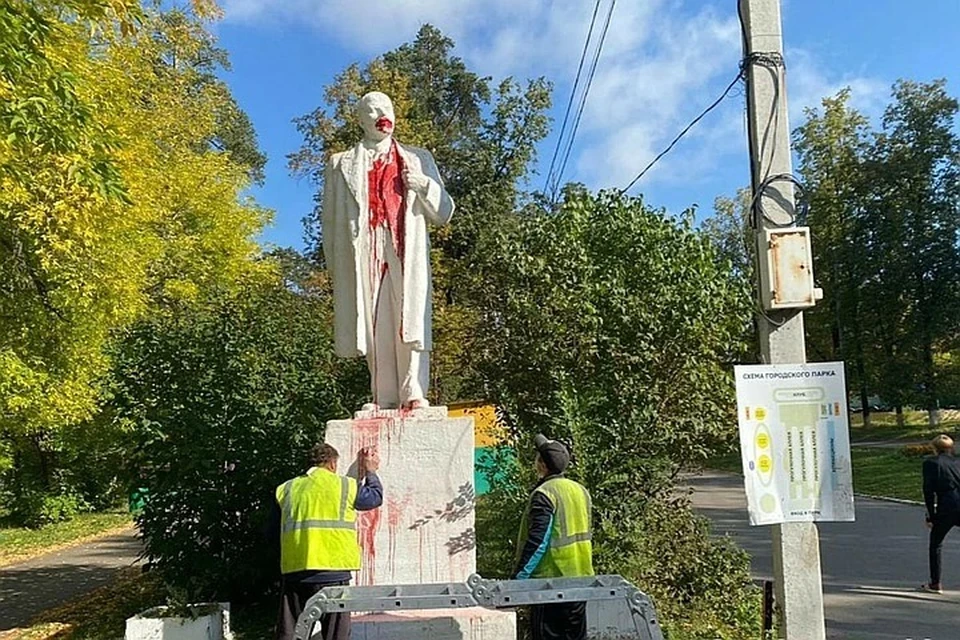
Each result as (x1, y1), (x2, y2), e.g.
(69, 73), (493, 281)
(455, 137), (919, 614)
(552, 0), (617, 201)
(543, 0), (603, 195)
(619, 68), (744, 195)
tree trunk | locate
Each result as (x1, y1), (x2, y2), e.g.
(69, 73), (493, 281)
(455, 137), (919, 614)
(923, 336), (939, 426)
(895, 404), (905, 429)
(859, 386), (871, 427)
(31, 434), (51, 490)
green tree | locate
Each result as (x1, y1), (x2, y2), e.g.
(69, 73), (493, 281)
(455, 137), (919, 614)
(794, 89), (876, 424)
(0, 2), (270, 522)
(701, 188), (758, 364)
(793, 81), (960, 425)
(702, 189), (753, 282)
(472, 188), (758, 637)
(869, 79), (960, 424)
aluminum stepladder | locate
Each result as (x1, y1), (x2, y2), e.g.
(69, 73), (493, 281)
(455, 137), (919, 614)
(294, 574), (664, 640)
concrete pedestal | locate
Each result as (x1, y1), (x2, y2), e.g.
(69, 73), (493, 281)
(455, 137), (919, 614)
(324, 407), (515, 639)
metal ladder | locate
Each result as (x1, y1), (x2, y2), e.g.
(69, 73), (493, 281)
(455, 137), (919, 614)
(294, 574), (665, 640)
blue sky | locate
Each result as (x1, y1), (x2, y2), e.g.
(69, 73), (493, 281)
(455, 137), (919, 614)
(211, 0), (960, 251)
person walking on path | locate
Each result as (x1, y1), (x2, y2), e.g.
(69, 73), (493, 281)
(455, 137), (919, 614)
(921, 434), (960, 594)
(270, 443), (383, 640)
(513, 434), (594, 640)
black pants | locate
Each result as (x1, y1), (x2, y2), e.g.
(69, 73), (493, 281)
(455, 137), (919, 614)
(531, 602), (587, 640)
(929, 511), (960, 585)
(276, 579), (350, 640)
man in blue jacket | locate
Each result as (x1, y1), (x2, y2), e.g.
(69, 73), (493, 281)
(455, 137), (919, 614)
(921, 434), (960, 593)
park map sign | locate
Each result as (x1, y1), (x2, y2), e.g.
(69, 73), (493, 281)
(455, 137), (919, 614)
(734, 363), (856, 526)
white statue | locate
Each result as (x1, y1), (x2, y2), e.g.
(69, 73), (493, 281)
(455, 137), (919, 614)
(322, 92), (454, 410)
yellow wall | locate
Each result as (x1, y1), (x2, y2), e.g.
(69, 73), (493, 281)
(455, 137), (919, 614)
(448, 402), (505, 447)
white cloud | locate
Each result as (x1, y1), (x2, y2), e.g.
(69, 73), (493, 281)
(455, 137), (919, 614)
(221, 0), (887, 192)
(786, 48), (889, 124)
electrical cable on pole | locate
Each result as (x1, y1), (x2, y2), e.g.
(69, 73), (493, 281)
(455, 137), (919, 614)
(620, 67), (745, 194)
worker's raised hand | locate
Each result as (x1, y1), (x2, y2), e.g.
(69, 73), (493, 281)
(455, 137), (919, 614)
(360, 447), (380, 474)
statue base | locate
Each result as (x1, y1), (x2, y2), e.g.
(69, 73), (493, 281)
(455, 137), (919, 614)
(324, 406), (477, 586)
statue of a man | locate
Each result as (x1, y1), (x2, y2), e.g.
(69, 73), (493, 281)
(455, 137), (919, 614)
(322, 91), (454, 410)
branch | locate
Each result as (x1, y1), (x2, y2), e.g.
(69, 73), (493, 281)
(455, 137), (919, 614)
(0, 234), (66, 321)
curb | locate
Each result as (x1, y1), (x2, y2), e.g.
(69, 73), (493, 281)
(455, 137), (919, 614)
(854, 493), (924, 506)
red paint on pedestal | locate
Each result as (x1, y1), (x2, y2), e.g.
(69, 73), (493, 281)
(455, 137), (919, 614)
(357, 507), (381, 586)
(387, 493), (412, 581)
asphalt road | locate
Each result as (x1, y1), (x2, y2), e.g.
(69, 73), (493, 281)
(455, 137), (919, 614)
(0, 527), (141, 631)
(688, 472), (960, 640)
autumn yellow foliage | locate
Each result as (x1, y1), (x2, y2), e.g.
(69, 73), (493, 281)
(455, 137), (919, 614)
(0, 0), (270, 436)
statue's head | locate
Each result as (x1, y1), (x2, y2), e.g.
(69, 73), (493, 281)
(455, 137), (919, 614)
(357, 91), (395, 142)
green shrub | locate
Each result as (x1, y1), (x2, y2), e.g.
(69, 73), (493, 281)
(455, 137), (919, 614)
(111, 280), (366, 601)
(13, 489), (89, 528)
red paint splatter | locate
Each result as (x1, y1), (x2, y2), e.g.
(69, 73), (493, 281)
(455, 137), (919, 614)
(357, 508), (381, 586)
(350, 418), (385, 585)
(349, 418), (384, 461)
(387, 493), (412, 581)
(375, 116), (393, 133)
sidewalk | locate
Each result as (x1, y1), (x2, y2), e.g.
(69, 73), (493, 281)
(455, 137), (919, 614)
(0, 527), (142, 632)
(688, 471), (959, 640)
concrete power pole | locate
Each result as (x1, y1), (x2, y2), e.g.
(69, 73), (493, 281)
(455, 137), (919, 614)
(740, 0), (827, 638)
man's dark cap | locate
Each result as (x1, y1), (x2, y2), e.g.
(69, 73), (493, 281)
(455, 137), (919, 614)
(534, 434), (570, 474)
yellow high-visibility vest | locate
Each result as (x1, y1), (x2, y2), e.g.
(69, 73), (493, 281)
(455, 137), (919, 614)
(517, 477), (594, 578)
(276, 468), (360, 574)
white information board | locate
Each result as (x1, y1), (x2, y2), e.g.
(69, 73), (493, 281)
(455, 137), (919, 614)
(734, 362), (855, 526)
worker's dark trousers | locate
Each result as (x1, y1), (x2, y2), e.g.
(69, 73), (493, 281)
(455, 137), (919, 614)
(531, 602), (587, 640)
(276, 579), (350, 640)
(930, 511), (960, 585)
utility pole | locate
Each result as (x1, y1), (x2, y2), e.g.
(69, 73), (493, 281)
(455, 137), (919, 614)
(740, 0), (827, 638)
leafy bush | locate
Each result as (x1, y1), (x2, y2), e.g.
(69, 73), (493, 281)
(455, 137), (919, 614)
(0, 417), (132, 526)
(622, 499), (762, 639)
(111, 277), (366, 600)
(13, 489), (89, 528)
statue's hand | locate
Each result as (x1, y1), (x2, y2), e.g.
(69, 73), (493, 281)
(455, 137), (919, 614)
(403, 169), (431, 195)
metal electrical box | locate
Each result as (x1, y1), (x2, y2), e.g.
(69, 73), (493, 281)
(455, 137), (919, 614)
(760, 226), (822, 310)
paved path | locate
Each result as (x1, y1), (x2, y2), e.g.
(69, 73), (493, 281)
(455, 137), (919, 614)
(688, 472), (960, 640)
(0, 527), (142, 631)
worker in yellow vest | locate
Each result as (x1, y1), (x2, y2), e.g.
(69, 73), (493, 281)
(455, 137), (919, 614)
(272, 443), (383, 640)
(513, 434), (594, 640)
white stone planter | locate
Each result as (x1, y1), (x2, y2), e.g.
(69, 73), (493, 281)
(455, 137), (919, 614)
(125, 602), (234, 640)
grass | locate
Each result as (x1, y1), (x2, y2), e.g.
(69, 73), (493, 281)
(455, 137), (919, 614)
(849, 409), (960, 443)
(1, 567), (276, 640)
(0, 511), (133, 568)
(850, 448), (924, 502)
(704, 447), (925, 503)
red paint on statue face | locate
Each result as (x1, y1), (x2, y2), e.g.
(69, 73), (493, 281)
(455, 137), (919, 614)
(376, 116), (393, 133)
